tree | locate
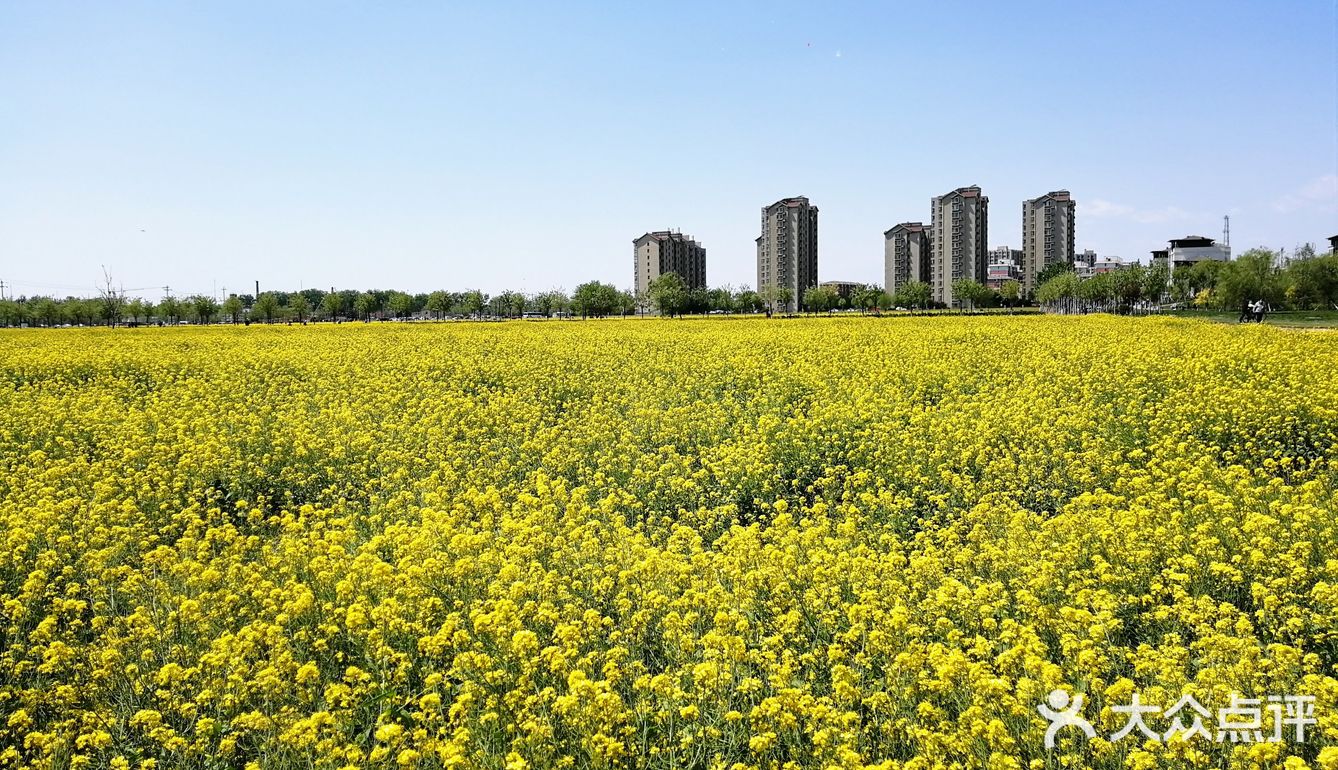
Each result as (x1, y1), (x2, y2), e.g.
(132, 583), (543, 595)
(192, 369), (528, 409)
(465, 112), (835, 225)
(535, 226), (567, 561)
(1109, 265), (1145, 311)
(69, 298), (100, 326)
(682, 288), (707, 315)
(125, 298), (148, 325)
(508, 291), (529, 318)
(1218, 249), (1281, 310)
(289, 293), (310, 322)
(735, 290), (763, 313)
(951, 279), (988, 311)
(222, 295), (245, 324)
(487, 290), (519, 318)
(322, 291), (343, 321)
(0, 300), (25, 327)
(803, 284), (839, 313)
(1283, 254), (1338, 310)
(426, 290), (451, 319)
(571, 281), (620, 319)
(893, 281), (932, 310)
(253, 292), (281, 323)
(533, 290), (568, 318)
(298, 289), (324, 312)
(1035, 262), (1075, 288)
(706, 286), (734, 313)
(1183, 259), (1225, 298)
(618, 290), (637, 317)
(97, 267), (126, 327)
(33, 298), (61, 327)
(387, 291), (413, 319)
(462, 290), (486, 317)
(758, 285), (780, 315)
(850, 285), (882, 314)
(1142, 263), (1170, 306)
(354, 292), (378, 321)
(157, 295), (181, 324)
(648, 272), (689, 317)
(189, 295), (219, 324)
(1077, 272), (1107, 311)
(999, 280), (1021, 310)
(1036, 272), (1082, 313)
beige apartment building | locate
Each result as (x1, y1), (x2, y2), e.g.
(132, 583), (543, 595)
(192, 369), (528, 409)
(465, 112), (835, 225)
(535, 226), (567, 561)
(884, 222), (932, 293)
(1021, 190), (1076, 293)
(929, 186), (989, 307)
(756, 196), (818, 313)
(633, 230), (706, 300)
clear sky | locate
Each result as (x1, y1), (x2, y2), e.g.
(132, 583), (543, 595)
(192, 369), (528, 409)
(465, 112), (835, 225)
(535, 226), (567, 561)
(2, 1), (1335, 299)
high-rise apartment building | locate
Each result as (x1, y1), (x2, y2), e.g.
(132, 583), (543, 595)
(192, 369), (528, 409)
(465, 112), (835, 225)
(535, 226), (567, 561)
(884, 222), (932, 293)
(1021, 190), (1076, 293)
(633, 230), (706, 300)
(929, 186), (989, 307)
(756, 196), (818, 313)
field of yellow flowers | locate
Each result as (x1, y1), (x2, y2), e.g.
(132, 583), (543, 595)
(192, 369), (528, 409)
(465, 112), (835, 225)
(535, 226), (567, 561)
(2, 316), (1338, 770)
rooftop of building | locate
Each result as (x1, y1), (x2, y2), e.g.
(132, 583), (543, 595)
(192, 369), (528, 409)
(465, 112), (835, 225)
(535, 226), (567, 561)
(1027, 190), (1071, 203)
(764, 196), (813, 209)
(883, 222), (926, 237)
(634, 230), (701, 246)
(1169, 235), (1218, 248)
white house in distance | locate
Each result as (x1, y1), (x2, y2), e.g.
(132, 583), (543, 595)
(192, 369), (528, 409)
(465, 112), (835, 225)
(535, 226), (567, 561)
(1093, 256), (1127, 274)
(1152, 235), (1231, 274)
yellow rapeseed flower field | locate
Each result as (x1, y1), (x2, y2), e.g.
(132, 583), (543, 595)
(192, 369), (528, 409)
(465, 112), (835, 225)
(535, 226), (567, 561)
(2, 316), (1337, 769)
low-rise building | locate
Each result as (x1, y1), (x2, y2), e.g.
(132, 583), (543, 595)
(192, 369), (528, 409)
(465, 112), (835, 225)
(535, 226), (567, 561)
(1165, 235), (1230, 273)
(985, 247), (1022, 289)
(819, 281), (863, 301)
(1094, 256), (1127, 274)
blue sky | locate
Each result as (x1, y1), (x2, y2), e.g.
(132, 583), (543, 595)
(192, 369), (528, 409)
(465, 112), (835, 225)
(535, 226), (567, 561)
(2, 1), (1335, 298)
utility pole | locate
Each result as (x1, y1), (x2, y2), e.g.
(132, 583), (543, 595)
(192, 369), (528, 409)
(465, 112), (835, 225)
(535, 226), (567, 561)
(255, 280), (260, 298)
(0, 280), (6, 301)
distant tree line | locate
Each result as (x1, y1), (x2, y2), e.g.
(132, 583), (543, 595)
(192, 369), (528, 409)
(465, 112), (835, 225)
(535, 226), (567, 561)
(0, 281), (667, 327)
(6, 244), (1333, 328)
(1035, 245), (1338, 314)
(643, 273), (1024, 316)
(0, 277), (1027, 327)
